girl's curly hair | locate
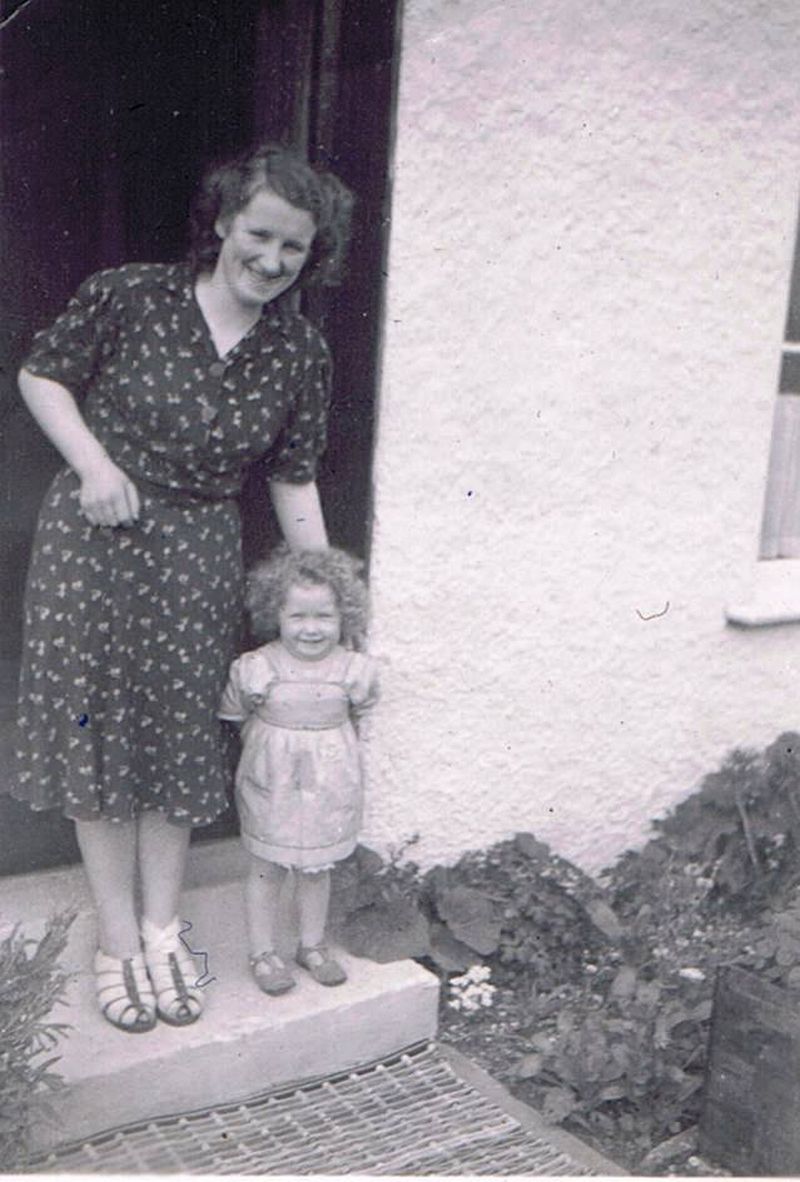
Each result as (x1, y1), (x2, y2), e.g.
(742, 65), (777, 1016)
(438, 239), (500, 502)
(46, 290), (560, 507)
(188, 142), (354, 286)
(247, 546), (370, 651)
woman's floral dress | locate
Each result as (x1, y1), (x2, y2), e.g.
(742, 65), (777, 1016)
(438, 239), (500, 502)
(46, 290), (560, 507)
(12, 263), (331, 826)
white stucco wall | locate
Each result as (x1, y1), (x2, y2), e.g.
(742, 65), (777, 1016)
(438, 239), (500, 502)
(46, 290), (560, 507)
(362, 0), (800, 873)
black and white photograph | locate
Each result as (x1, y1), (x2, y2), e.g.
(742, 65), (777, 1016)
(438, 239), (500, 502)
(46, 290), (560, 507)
(1, 0), (799, 1175)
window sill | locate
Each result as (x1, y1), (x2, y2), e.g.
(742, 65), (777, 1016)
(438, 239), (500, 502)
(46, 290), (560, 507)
(726, 559), (800, 627)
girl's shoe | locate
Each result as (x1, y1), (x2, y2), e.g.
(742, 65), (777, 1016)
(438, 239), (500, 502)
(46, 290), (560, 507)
(251, 950), (296, 996)
(93, 949), (157, 1033)
(141, 916), (204, 1026)
(296, 944), (347, 986)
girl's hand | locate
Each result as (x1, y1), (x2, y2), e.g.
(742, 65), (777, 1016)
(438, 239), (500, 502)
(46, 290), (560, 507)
(78, 458), (140, 527)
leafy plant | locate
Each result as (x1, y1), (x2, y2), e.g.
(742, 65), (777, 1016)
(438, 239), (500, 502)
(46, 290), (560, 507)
(330, 839), (430, 962)
(525, 971), (711, 1152)
(650, 733), (800, 910)
(0, 913), (73, 1171)
(738, 891), (800, 989)
(330, 832), (620, 978)
(426, 835), (618, 986)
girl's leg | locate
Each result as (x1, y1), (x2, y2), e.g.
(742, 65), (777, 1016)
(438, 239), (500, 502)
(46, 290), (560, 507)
(295, 869), (346, 985)
(245, 856), (288, 956)
(246, 857), (296, 995)
(137, 811), (192, 928)
(295, 869), (331, 948)
(75, 818), (139, 958)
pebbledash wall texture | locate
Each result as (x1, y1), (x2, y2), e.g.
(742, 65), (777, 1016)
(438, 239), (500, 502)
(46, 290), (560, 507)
(359, 0), (800, 874)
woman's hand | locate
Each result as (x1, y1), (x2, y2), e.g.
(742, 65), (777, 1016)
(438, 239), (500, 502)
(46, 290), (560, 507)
(18, 370), (140, 528)
(78, 457), (140, 528)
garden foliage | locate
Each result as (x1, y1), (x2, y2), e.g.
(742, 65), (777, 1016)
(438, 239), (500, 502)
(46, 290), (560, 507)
(330, 832), (613, 980)
(0, 913), (73, 1171)
(331, 731), (800, 1169)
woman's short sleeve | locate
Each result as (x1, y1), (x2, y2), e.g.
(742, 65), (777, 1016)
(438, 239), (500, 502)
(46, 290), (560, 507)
(266, 324), (332, 484)
(23, 270), (119, 400)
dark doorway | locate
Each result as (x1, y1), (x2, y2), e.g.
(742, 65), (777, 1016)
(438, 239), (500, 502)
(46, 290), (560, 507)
(0, 0), (400, 874)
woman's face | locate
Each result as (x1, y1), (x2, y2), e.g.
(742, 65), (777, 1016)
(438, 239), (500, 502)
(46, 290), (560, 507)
(213, 187), (316, 310)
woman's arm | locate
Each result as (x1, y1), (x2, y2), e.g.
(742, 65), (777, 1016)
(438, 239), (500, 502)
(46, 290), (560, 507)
(269, 479), (328, 550)
(19, 368), (140, 527)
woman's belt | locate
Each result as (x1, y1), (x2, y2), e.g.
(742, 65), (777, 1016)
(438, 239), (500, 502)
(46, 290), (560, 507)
(134, 475), (237, 508)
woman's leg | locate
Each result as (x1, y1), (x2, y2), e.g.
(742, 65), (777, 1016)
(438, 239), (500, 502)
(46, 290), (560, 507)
(137, 811), (192, 927)
(296, 869), (331, 948)
(138, 811), (201, 1025)
(75, 818), (139, 959)
(245, 856), (288, 956)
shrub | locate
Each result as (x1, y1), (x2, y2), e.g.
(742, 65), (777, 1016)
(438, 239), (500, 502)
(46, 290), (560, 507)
(0, 913), (73, 1171)
(634, 733), (800, 914)
(330, 833), (617, 979)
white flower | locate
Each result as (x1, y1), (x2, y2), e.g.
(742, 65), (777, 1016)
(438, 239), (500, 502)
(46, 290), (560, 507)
(448, 965), (496, 1013)
(451, 964), (492, 988)
(678, 967), (705, 982)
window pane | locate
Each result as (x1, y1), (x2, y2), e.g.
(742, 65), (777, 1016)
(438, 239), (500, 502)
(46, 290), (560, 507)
(760, 394), (800, 558)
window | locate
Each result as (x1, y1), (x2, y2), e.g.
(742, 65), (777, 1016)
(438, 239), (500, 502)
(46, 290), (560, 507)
(759, 206), (800, 559)
(727, 200), (800, 626)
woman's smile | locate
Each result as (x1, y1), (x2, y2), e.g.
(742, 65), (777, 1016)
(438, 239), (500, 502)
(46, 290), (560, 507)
(213, 189), (317, 312)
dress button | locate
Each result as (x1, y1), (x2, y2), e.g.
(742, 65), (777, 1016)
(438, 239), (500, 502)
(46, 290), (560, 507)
(209, 361), (226, 378)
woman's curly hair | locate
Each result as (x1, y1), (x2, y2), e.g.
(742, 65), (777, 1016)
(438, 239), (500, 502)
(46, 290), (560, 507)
(188, 142), (354, 286)
(247, 546), (370, 651)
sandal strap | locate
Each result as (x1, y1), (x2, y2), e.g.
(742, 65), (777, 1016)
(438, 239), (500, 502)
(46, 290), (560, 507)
(141, 915), (184, 955)
(142, 917), (203, 1024)
(94, 950), (156, 1031)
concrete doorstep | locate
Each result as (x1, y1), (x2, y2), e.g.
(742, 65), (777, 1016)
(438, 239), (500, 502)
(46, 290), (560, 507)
(3, 839), (440, 1154)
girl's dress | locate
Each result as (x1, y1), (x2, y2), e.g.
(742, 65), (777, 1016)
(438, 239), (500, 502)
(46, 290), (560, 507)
(219, 641), (379, 869)
(12, 263), (331, 826)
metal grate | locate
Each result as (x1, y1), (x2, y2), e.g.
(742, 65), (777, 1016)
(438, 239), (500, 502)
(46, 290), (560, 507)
(28, 1042), (597, 1175)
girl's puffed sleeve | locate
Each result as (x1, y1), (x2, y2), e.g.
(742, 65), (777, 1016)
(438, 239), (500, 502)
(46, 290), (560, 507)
(266, 323), (332, 484)
(218, 657), (248, 723)
(344, 652), (381, 718)
(218, 650), (275, 722)
(23, 270), (120, 401)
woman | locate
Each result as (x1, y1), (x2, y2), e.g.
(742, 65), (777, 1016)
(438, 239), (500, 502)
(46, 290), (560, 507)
(12, 144), (353, 1033)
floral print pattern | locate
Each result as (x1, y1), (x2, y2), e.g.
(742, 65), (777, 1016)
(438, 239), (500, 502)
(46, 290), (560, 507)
(13, 263), (332, 825)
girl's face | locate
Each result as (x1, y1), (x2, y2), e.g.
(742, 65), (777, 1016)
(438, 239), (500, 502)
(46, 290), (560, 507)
(278, 581), (341, 662)
(213, 187), (316, 311)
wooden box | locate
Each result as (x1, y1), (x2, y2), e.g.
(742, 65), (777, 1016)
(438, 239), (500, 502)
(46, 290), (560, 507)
(700, 964), (800, 1175)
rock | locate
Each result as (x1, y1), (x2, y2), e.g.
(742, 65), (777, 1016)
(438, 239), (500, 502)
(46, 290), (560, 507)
(641, 1125), (698, 1169)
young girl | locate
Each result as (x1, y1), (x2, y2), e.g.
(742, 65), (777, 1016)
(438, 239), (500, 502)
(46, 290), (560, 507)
(219, 546), (379, 994)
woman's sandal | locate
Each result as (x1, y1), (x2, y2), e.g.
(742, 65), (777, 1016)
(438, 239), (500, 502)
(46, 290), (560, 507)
(94, 949), (157, 1033)
(296, 943), (347, 987)
(141, 916), (204, 1026)
(251, 950), (296, 996)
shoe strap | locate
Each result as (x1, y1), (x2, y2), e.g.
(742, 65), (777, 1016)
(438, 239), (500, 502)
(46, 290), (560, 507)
(142, 916), (182, 954)
(251, 950), (287, 969)
(300, 944), (330, 966)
